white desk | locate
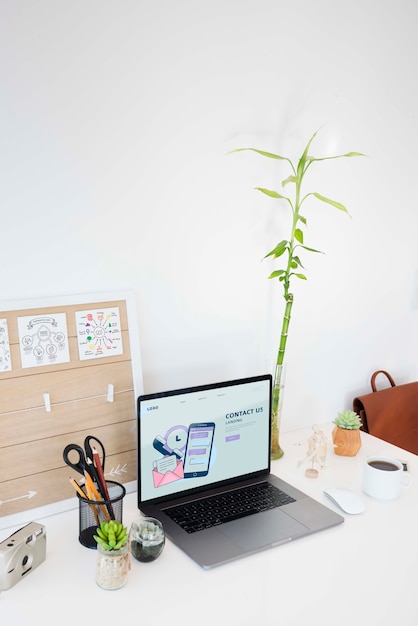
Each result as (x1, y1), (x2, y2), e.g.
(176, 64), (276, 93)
(2, 424), (418, 626)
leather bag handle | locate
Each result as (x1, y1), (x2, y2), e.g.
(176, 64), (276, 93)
(371, 370), (396, 392)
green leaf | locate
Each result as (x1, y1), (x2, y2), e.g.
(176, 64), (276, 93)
(293, 273), (307, 280)
(256, 187), (289, 201)
(299, 244), (323, 254)
(229, 147), (290, 162)
(295, 228), (303, 244)
(298, 214), (307, 225)
(282, 175), (297, 188)
(312, 192), (351, 215)
(268, 270), (286, 279)
(292, 255), (305, 268)
(308, 151), (366, 163)
(265, 240), (288, 258)
(297, 130), (320, 176)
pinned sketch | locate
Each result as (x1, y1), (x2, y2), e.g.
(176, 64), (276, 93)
(17, 313), (70, 368)
(76, 306), (123, 360)
(0, 318), (12, 371)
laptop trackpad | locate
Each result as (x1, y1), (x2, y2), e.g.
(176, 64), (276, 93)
(219, 509), (308, 551)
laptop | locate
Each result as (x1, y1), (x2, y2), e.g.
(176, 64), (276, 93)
(137, 374), (343, 568)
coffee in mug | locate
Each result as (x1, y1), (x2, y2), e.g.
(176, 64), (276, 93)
(367, 460), (399, 472)
(362, 456), (413, 500)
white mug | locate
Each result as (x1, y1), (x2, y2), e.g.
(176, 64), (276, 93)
(362, 456), (413, 500)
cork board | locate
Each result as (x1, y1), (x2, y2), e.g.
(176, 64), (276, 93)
(0, 291), (143, 530)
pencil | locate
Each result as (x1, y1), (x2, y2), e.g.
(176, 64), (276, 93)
(83, 472), (96, 503)
(84, 470), (111, 522)
(69, 476), (87, 499)
(69, 477), (99, 524)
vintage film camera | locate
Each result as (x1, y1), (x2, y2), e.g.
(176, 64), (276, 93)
(0, 522), (46, 590)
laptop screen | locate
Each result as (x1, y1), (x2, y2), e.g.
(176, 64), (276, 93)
(137, 374), (272, 506)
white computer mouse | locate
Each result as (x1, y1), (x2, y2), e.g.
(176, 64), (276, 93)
(323, 488), (366, 515)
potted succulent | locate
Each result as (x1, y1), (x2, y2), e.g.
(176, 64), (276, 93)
(94, 520), (130, 590)
(130, 517), (165, 562)
(332, 410), (362, 456)
(231, 130), (364, 459)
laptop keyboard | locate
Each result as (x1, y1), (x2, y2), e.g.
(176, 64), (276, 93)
(163, 481), (296, 533)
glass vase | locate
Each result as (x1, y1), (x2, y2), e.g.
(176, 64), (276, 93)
(96, 543), (130, 590)
(130, 517), (165, 562)
(271, 363), (286, 460)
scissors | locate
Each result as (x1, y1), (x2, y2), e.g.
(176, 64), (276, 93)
(63, 435), (106, 483)
(63, 435), (114, 520)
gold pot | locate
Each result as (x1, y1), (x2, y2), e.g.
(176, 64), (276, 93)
(332, 426), (361, 456)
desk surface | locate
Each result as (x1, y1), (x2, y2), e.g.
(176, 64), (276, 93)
(2, 423), (417, 626)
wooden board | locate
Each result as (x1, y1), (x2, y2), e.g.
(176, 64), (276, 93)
(0, 292), (143, 529)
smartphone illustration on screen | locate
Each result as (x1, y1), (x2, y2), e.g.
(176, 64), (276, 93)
(183, 422), (215, 478)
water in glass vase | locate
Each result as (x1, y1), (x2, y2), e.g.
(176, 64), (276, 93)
(271, 364), (286, 459)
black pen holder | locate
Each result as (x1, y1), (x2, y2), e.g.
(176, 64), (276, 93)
(77, 480), (126, 549)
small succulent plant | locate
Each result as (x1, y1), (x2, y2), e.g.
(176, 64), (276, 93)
(130, 518), (165, 562)
(94, 520), (129, 551)
(333, 410), (362, 430)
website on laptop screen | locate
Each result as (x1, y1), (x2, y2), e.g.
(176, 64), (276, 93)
(138, 376), (271, 504)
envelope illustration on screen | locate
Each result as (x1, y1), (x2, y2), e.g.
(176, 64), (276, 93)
(152, 456), (184, 488)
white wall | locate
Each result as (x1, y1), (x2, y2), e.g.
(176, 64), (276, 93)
(1, 0), (417, 432)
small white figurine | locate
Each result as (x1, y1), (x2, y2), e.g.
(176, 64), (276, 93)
(297, 424), (328, 478)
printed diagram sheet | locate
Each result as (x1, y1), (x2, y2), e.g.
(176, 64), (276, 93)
(0, 318), (11, 371)
(17, 313), (70, 368)
(76, 306), (123, 360)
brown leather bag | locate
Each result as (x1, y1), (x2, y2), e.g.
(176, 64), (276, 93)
(353, 370), (418, 455)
